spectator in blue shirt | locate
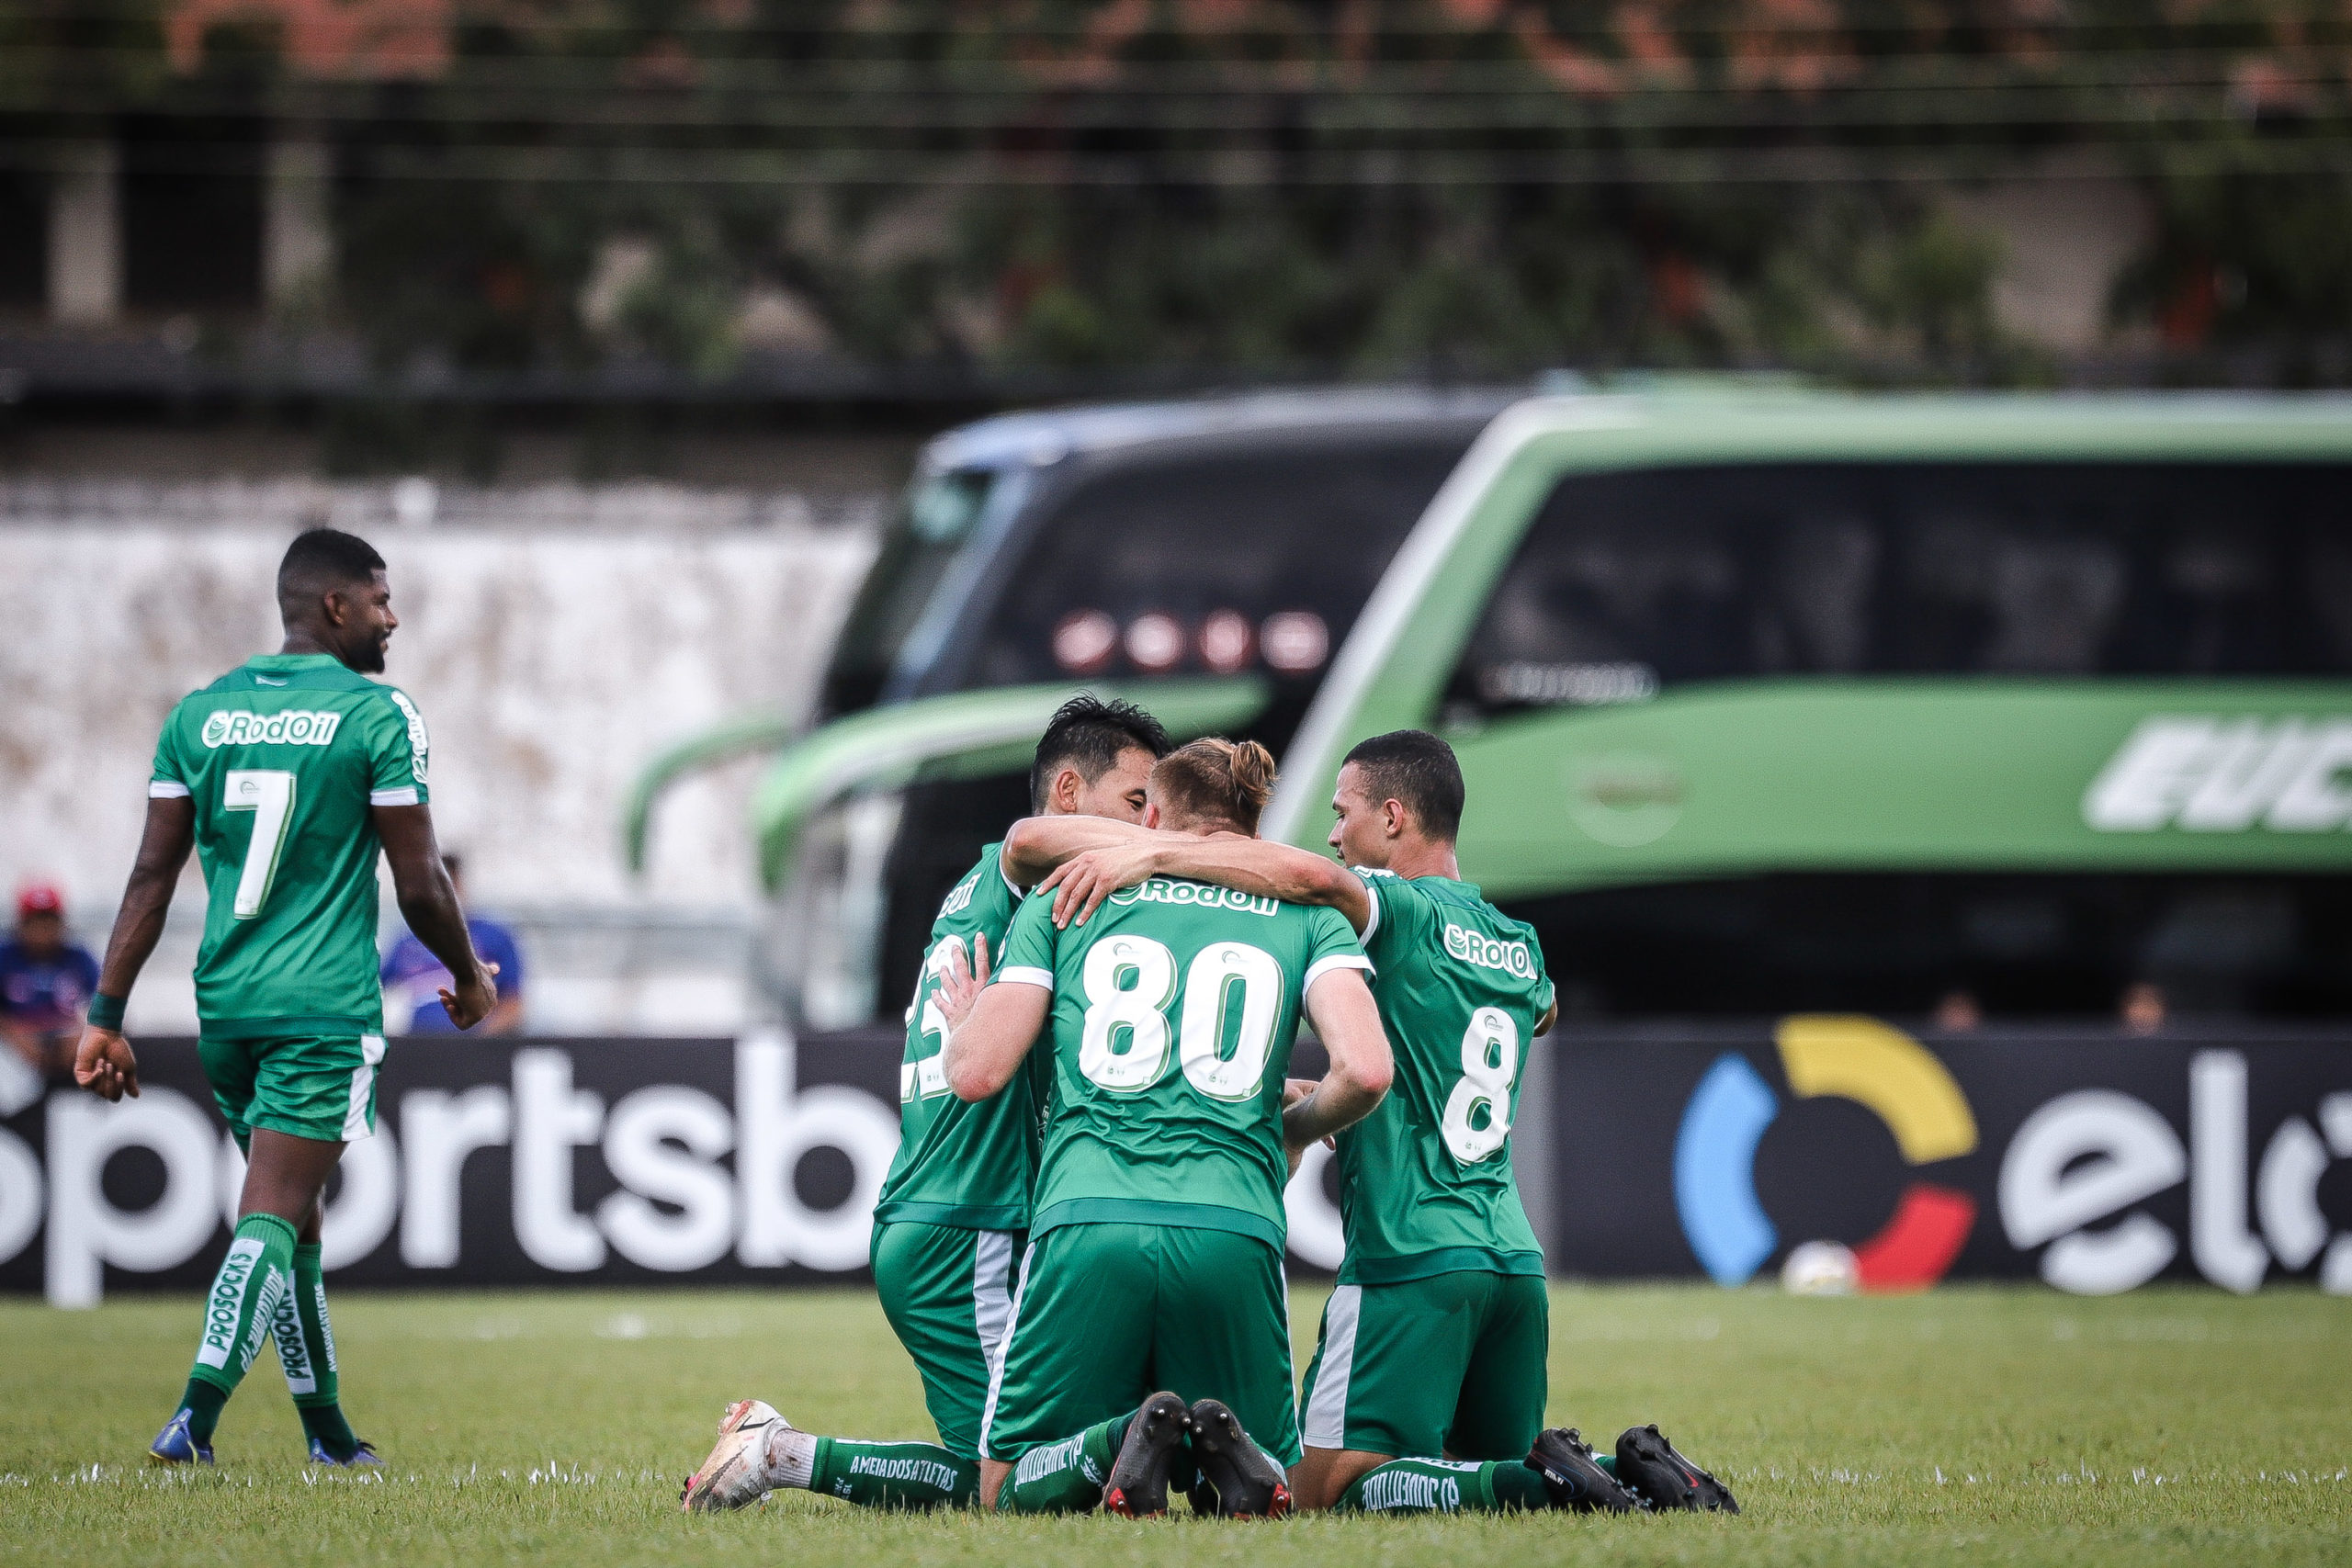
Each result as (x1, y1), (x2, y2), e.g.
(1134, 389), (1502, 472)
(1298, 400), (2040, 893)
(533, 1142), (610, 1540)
(382, 854), (526, 1034)
(2, 883), (101, 1079)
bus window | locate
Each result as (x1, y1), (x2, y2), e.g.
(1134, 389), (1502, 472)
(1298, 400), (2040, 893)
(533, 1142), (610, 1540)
(957, 443), (1461, 694)
(820, 468), (997, 717)
(1448, 463), (2352, 718)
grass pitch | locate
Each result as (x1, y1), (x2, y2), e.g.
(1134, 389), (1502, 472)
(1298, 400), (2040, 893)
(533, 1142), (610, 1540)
(1, 1283), (2346, 1567)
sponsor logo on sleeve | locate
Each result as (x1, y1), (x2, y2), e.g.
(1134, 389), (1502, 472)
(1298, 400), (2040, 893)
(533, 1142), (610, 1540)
(198, 710), (345, 749)
(938, 874), (978, 919)
(1442, 922), (1535, 978)
(387, 691), (431, 783)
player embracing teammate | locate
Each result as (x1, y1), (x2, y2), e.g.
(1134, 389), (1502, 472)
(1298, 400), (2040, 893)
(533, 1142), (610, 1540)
(683, 696), (1175, 1512)
(979, 727), (1740, 1517)
(684, 718), (1737, 1519)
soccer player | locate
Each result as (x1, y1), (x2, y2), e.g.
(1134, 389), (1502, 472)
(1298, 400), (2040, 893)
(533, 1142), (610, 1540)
(1022, 728), (1739, 1515)
(952, 738), (1391, 1517)
(679, 695), (1170, 1513)
(74, 528), (499, 1469)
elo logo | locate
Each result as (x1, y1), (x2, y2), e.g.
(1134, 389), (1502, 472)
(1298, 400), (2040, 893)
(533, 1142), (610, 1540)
(1675, 1017), (1978, 1292)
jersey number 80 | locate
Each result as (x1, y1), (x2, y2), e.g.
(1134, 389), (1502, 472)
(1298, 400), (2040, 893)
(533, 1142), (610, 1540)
(1078, 935), (1282, 1103)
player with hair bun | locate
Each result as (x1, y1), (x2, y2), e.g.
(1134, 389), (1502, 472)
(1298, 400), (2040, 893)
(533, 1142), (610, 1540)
(932, 736), (1394, 1518)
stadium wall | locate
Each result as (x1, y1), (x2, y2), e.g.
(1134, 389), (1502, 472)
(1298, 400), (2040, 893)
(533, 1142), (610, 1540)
(0, 487), (880, 1032)
(3, 1024), (2346, 1304)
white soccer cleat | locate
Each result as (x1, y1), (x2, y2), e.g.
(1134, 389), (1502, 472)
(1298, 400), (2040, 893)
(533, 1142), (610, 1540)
(681, 1398), (787, 1513)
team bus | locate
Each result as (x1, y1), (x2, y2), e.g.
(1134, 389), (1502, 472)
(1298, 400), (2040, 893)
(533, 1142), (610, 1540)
(639, 382), (2352, 1025)
(628, 386), (1512, 1024)
(1263, 386), (2352, 1020)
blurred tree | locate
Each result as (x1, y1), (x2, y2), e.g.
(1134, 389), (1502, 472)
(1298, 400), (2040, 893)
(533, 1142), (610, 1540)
(13, 0), (2352, 389)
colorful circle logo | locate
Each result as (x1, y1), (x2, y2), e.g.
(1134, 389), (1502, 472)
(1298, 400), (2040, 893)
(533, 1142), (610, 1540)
(1675, 1017), (1979, 1292)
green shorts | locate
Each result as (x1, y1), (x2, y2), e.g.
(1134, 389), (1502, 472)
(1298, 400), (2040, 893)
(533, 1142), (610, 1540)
(981, 1222), (1302, 1469)
(870, 1220), (1023, 1462)
(200, 1032), (386, 1150)
(1296, 1271), (1548, 1461)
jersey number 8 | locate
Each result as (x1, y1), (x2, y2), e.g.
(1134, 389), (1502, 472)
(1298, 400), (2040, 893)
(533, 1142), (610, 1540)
(1442, 1007), (1519, 1163)
(1079, 935), (1282, 1103)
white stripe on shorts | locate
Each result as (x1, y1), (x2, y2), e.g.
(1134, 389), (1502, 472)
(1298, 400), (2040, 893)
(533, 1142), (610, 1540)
(1301, 1283), (1362, 1450)
(973, 1230), (1017, 1382)
(343, 1033), (386, 1140)
(977, 1240), (1035, 1457)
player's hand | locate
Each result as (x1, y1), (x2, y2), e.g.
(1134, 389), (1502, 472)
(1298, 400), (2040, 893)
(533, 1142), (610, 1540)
(74, 1026), (140, 1101)
(1282, 1077), (1337, 1154)
(1039, 844), (1159, 928)
(935, 933), (989, 1033)
(441, 960), (502, 1032)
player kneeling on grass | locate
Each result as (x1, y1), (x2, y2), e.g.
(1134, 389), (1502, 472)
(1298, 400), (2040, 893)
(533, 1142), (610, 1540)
(75, 528), (499, 1470)
(957, 738), (1391, 1517)
(1020, 728), (1739, 1517)
(680, 698), (1170, 1514)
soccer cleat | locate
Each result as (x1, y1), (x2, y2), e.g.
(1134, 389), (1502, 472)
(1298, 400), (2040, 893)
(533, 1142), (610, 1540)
(1525, 1427), (1637, 1513)
(1182, 1398), (1291, 1518)
(1614, 1425), (1739, 1513)
(1101, 1391), (1192, 1517)
(308, 1438), (383, 1468)
(146, 1408), (215, 1467)
(681, 1399), (787, 1513)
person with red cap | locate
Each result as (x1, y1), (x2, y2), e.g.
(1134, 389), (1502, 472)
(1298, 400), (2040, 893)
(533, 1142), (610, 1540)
(0, 882), (100, 1080)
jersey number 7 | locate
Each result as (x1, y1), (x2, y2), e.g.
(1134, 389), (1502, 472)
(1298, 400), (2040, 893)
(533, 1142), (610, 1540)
(225, 769), (298, 919)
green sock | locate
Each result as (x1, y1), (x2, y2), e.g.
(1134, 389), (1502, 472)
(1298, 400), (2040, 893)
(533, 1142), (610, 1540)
(1340, 1457), (1553, 1514)
(276, 1244), (357, 1460)
(176, 1378), (231, 1447)
(996, 1410), (1131, 1514)
(181, 1213), (299, 1437)
(808, 1438), (977, 1509)
(1597, 1452), (1618, 1478)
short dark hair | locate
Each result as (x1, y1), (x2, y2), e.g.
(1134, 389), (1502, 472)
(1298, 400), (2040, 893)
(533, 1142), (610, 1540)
(1342, 728), (1464, 840)
(278, 527), (385, 614)
(1032, 695), (1172, 811)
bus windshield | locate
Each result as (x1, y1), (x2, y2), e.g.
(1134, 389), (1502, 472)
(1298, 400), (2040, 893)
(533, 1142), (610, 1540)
(1446, 461), (2352, 720)
(956, 440), (1463, 694)
(820, 468), (997, 717)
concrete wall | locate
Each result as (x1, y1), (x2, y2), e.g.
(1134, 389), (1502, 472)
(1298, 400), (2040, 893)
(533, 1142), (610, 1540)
(0, 481), (880, 1032)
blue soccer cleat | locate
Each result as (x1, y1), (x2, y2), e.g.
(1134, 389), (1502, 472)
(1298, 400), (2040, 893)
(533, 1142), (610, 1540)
(309, 1438), (383, 1467)
(147, 1408), (215, 1467)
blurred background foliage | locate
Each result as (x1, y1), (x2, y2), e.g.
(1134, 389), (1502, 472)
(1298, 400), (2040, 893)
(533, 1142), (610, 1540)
(8, 0), (2352, 386)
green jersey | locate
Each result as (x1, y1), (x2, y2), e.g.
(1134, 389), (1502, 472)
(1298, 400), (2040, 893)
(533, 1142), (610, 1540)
(148, 653), (432, 1039)
(1335, 870), (1554, 1284)
(873, 843), (1046, 1231)
(999, 874), (1370, 1251)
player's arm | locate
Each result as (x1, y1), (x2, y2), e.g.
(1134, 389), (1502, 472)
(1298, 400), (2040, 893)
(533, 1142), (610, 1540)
(1036, 831), (1374, 933)
(374, 805), (500, 1031)
(1535, 1000), (1558, 1038)
(935, 935), (1052, 1100)
(998, 814), (1157, 888)
(72, 795), (198, 1101)
(1285, 967), (1392, 1149)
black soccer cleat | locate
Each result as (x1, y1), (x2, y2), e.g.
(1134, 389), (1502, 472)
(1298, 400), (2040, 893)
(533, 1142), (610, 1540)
(1525, 1427), (1639, 1513)
(1614, 1424), (1739, 1513)
(1102, 1391), (1193, 1517)
(1183, 1398), (1291, 1518)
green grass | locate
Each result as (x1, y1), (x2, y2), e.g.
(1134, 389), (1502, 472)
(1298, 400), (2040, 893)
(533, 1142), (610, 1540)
(2, 1283), (2347, 1566)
